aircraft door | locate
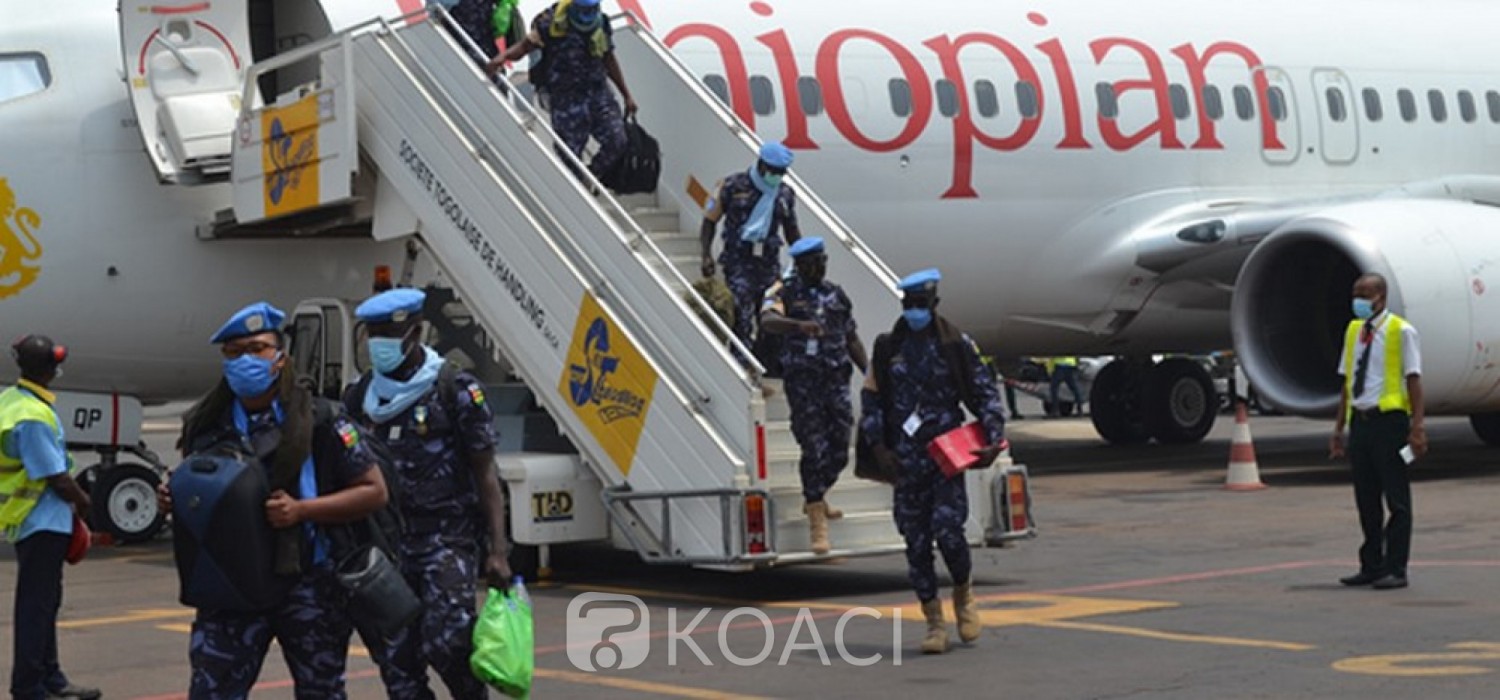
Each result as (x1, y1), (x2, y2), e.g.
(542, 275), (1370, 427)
(1256, 66), (1301, 166)
(1311, 69), (1359, 165)
(289, 300), (355, 400)
(120, 1), (253, 184)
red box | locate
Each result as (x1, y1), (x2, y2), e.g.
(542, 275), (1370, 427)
(927, 421), (988, 478)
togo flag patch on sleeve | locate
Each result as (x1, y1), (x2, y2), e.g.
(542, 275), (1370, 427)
(337, 422), (360, 448)
(467, 384), (486, 406)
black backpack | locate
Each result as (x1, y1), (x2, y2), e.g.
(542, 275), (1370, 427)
(311, 399), (406, 567)
(600, 116), (660, 195)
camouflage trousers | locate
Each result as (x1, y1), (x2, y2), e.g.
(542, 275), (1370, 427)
(550, 86), (627, 182)
(361, 535), (486, 700)
(188, 563), (351, 700)
(893, 461), (972, 603)
(720, 255), (779, 349)
(785, 367), (852, 503)
(442, 0), (498, 59)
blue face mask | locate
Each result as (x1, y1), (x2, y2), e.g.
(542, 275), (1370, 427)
(763, 173), (784, 188)
(368, 337), (408, 375)
(223, 353), (280, 398)
(903, 308), (933, 330)
(1352, 298), (1376, 320)
(570, 6), (601, 28)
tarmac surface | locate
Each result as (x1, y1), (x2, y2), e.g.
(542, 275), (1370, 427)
(6, 400), (1500, 699)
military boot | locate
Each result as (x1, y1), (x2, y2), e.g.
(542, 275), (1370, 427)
(920, 598), (950, 654)
(953, 579), (982, 643)
(804, 501), (831, 554)
(823, 498), (843, 520)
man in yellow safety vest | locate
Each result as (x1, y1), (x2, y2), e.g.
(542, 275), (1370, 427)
(0, 335), (99, 700)
(1330, 273), (1426, 591)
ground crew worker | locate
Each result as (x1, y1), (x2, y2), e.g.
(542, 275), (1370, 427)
(1330, 272), (1424, 590)
(701, 142), (802, 351)
(164, 302), (388, 699)
(760, 237), (868, 554)
(487, 0), (637, 183)
(345, 289), (511, 700)
(858, 269), (1006, 654)
(1, 336), (100, 700)
(1047, 356), (1084, 417)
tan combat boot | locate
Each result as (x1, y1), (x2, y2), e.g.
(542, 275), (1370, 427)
(804, 501), (831, 554)
(920, 598), (950, 654)
(952, 579), (982, 643)
(823, 498), (843, 520)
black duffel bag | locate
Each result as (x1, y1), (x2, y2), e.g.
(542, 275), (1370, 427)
(600, 115), (660, 195)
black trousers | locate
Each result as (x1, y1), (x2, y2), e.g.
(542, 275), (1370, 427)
(1348, 410), (1412, 577)
(10, 531), (71, 700)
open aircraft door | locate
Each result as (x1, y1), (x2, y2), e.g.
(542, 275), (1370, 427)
(120, 0), (253, 184)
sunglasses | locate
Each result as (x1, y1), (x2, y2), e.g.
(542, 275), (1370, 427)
(901, 295), (935, 309)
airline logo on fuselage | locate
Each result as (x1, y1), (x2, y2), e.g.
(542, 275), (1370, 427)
(0, 178), (42, 300)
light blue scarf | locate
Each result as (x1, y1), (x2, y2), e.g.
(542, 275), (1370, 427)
(740, 167), (779, 244)
(364, 347), (445, 424)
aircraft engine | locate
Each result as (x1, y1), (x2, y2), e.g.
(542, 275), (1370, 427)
(1232, 198), (1500, 417)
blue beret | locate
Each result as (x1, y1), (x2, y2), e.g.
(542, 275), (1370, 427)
(759, 141), (794, 169)
(210, 302), (285, 344)
(788, 237), (825, 258)
(898, 268), (942, 294)
(574, 0), (601, 6)
(356, 288), (427, 324)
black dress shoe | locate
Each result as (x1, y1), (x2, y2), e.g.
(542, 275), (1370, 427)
(47, 683), (101, 700)
(1372, 574), (1409, 590)
(1339, 571), (1381, 586)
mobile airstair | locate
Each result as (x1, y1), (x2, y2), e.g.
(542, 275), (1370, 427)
(190, 7), (1023, 566)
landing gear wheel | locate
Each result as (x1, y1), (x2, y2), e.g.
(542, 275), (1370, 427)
(1090, 360), (1149, 444)
(1470, 412), (1500, 446)
(1145, 358), (1217, 444)
(90, 463), (165, 543)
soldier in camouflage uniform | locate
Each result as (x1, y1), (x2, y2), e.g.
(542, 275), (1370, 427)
(166, 302), (389, 699)
(345, 289), (511, 700)
(701, 142), (802, 353)
(487, 0), (637, 182)
(760, 237), (867, 554)
(439, 0), (498, 59)
(858, 270), (1006, 655)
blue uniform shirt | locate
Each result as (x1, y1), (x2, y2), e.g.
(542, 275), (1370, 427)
(706, 172), (799, 263)
(531, 5), (615, 96)
(763, 277), (858, 373)
(12, 389), (73, 541)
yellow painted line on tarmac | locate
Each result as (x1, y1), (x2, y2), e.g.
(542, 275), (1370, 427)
(1032, 620), (1315, 651)
(156, 623), (191, 633)
(60, 609), (194, 629)
(1333, 642), (1500, 676)
(534, 668), (770, 699)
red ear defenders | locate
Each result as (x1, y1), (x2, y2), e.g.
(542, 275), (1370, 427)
(10, 335), (67, 366)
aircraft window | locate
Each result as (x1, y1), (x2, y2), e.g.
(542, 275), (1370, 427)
(936, 79), (959, 118)
(749, 75), (776, 116)
(1362, 88), (1383, 122)
(889, 78), (913, 117)
(1267, 87), (1288, 122)
(1397, 89), (1416, 122)
(1016, 81), (1040, 118)
(1489, 91), (1500, 123)
(1167, 84), (1190, 120)
(0, 53), (51, 105)
(1325, 88), (1347, 123)
(703, 74), (730, 106)
(1233, 85), (1254, 120)
(1202, 85), (1224, 121)
(1095, 82), (1119, 119)
(975, 80), (999, 118)
(797, 76), (824, 116)
(1428, 89), (1447, 123)
(1459, 90), (1477, 123)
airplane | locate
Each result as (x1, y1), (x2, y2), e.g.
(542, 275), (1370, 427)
(5, 0), (1500, 533)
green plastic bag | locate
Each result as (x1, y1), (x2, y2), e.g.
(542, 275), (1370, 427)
(492, 0), (521, 40)
(471, 582), (534, 698)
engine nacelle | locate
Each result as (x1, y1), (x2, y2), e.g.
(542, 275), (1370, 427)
(1232, 199), (1500, 416)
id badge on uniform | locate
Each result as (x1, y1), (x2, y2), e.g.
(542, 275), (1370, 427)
(903, 410), (923, 437)
(388, 425), (402, 441)
(805, 338), (819, 356)
(752, 241), (764, 257)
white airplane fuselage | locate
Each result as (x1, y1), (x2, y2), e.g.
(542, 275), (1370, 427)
(3, 0), (1498, 405)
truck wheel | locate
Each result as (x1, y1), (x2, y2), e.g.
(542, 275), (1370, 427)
(91, 463), (166, 543)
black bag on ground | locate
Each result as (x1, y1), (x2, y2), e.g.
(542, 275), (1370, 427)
(599, 116), (660, 194)
(171, 447), (294, 612)
(310, 399), (421, 636)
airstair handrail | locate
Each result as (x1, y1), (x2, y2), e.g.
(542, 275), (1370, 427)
(426, 6), (767, 383)
(609, 12), (904, 291)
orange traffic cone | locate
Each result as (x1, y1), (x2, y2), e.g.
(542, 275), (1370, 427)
(1224, 401), (1266, 491)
